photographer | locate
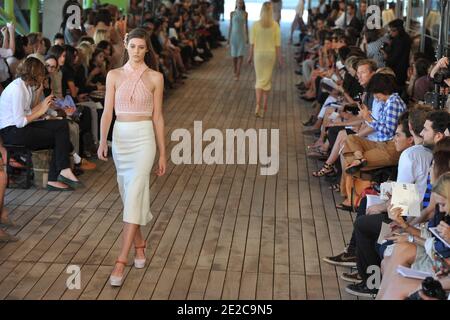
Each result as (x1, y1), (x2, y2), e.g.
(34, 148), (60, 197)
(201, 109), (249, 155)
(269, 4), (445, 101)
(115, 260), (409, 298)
(430, 56), (450, 88)
(381, 19), (411, 88)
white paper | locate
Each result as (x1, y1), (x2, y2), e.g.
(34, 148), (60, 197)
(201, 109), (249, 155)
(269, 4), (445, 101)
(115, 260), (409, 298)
(391, 183), (421, 217)
(367, 195), (386, 208)
(396, 265), (433, 280)
(321, 77), (339, 90)
(429, 227), (450, 248)
(329, 112), (339, 121)
(377, 222), (392, 245)
(380, 182), (393, 201)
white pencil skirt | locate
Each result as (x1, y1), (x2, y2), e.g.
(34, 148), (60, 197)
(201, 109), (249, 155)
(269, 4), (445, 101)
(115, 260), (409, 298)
(112, 121), (156, 226)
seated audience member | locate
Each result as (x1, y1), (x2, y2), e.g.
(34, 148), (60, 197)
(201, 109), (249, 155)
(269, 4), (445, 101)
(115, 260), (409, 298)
(345, 110), (449, 297)
(324, 107), (432, 273)
(0, 57), (81, 191)
(54, 33), (65, 46)
(7, 34), (32, 77)
(343, 73), (407, 173)
(377, 168), (450, 300)
(407, 58), (433, 102)
(27, 33), (46, 63)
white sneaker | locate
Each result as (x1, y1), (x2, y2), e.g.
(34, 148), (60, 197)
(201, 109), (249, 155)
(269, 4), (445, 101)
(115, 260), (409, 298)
(194, 56), (204, 62)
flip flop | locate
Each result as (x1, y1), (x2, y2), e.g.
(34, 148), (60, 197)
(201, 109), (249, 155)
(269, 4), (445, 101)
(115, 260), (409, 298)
(345, 158), (368, 174)
(336, 203), (353, 211)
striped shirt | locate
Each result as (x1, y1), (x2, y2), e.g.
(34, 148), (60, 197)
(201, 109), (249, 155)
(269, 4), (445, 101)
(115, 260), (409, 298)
(422, 173), (432, 209)
(368, 93), (407, 142)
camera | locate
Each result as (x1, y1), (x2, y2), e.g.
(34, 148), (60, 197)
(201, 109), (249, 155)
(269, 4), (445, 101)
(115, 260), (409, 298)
(433, 66), (450, 86)
(424, 91), (448, 110)
(405, 277), (447, 300)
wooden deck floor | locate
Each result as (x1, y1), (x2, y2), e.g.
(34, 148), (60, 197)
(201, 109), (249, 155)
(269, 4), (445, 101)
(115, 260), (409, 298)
(0, 26), (358, 300)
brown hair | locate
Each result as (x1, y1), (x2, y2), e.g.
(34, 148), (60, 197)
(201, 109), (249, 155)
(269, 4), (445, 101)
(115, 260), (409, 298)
(409, 104), (433, 135)
(123, 28), (158, 71)
(16, 57), (46, 86)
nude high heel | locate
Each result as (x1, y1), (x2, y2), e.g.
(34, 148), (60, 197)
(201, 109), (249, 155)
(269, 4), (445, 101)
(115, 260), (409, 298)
(134, 244), (146, 269)
(110, 260), (127, 287)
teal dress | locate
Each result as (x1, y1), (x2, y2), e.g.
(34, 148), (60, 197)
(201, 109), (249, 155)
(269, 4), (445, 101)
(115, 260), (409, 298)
(230, 10), (246, 57)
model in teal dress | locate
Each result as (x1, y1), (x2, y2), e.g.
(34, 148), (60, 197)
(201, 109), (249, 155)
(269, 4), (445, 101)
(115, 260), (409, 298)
(227, 0), (248, 80)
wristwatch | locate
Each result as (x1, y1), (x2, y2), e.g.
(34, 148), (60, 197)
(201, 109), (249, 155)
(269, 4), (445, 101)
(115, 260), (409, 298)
(408, 235), (414, 243)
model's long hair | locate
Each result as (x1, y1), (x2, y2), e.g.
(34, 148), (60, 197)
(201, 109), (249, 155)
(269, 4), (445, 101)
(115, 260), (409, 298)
(123, 28), (158, 71)
(260, 2), (274, 28)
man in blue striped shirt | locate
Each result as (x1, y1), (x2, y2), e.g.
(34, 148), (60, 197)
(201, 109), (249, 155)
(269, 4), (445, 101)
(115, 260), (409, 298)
(342, 73), (407, 173)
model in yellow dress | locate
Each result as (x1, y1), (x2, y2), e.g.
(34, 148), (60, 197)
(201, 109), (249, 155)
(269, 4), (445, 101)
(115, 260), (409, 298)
(248, 2), (282, 117)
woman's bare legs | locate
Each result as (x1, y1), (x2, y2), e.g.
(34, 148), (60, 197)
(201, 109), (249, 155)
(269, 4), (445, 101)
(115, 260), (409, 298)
(236, 56), (243, 79)
(323, 130), (347, 165)
(111, 223), (139, 277)
(255, 88), (263, 114)
(263, 90), (269, 111)
(233, 57), (238, 78)
(133, 226), (146, 260)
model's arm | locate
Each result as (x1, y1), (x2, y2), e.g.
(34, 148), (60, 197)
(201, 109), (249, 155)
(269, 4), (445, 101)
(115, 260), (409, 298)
(152, 72), (166, 177)
(98, 70), (115, 161)
(227, 12), (233, 45)
(245, 13), (249, 43)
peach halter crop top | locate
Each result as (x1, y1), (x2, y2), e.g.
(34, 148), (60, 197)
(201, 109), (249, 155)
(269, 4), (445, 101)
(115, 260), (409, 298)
(115, 62), (153, 117)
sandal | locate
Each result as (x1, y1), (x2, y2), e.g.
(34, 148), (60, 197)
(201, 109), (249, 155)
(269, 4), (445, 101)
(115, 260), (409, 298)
(134, 243), (147, 269)
(110, 259), (127, 287)
(307, 149), (328, 160)
(336, 203), (353, 211)
(345, 158), (368, 174)
(329, 183), (341, 192)
(312, 163), (335, 177)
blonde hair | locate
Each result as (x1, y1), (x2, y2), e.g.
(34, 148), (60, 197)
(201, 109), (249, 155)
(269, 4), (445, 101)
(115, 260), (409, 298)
(432, 172), (450, 212)
(93, 29), (110, 44)
(77, 41), (94, 67)
(260, 2), (274, 28)
(376, 67), (396, 77)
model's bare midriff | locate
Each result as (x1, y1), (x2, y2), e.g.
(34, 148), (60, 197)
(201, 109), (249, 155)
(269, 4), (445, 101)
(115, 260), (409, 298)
(116, 115), (153, 122)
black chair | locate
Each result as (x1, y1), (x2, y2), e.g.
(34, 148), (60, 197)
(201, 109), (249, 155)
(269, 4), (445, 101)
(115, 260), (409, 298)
(4, 144), (33, 189)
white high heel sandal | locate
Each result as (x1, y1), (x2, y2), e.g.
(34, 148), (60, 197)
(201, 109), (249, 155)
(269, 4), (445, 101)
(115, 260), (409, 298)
(134, 244), (146, 269)
(110, 260), (127, 287)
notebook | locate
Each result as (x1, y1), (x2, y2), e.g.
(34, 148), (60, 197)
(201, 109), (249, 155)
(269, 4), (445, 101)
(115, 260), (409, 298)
(396, 265), (433, 280)
(429, 227), (450, 248)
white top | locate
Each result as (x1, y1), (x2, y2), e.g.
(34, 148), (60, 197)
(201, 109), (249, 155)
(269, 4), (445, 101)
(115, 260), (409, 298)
(0, 78), (34, 129)
(397, 144), (433, 200)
